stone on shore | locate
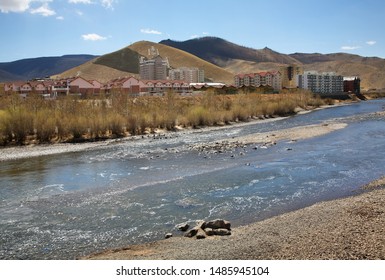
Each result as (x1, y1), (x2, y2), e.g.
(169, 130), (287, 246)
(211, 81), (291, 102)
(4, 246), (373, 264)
(202, 219), (231, 230)
(183, 219), (231, 239)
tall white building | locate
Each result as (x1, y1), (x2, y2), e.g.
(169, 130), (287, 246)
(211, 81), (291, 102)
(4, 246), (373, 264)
(139, 47), (169, 80)
(297, 71), (344, 94)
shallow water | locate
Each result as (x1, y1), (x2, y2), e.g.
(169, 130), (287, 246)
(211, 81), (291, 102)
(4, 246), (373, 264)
(1, 99), (385, 259)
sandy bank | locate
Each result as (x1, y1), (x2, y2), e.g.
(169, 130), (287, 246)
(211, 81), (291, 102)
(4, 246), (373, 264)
(83, 177), (385, 260)
(233, 122), (348, 145)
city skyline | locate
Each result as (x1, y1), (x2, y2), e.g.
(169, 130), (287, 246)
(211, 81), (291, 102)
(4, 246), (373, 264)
(0, 0), (384, 62)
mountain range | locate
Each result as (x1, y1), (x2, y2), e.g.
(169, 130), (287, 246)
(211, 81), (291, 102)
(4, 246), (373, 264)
(2, 37), (385, 90)
(0, 55), (98, 82)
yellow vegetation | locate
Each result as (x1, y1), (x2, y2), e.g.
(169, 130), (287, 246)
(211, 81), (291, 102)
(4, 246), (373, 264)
(0, 90), (332, 146)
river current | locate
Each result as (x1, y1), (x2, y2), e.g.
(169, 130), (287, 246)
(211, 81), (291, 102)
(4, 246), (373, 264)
(1, 99), (385, 259)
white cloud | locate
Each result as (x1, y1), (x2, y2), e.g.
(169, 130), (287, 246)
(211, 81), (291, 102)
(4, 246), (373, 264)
(101, 0), (115, 9)
(82, 33), (107, 41)
(30, 2), (55, 16)
(366, 40), (376, 46)
(0, 0), (56, 16)
(191, 32), (210, 39)
(341, 45), (361, 50)
(56, 15), (64, 20)
(0, 0), (32, 13)
(140, 28), (162, 35)
(68, 0), (92, 4)
(68, 0), (115, 9)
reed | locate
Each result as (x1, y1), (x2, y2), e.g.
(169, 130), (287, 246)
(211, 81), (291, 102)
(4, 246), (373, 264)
(0, 90), (330, 146)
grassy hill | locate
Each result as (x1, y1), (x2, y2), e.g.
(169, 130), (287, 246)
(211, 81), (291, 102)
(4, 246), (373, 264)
(93, 47), (141, 73)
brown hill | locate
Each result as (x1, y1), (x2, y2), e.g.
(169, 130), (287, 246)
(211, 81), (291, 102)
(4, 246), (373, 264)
(54, 40), (234, 84)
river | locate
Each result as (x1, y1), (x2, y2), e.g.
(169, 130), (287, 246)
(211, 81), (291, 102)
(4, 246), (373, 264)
(1, 99), (385, 259)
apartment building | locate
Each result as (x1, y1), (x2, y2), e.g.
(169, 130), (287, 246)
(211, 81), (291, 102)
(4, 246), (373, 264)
(234, 71), (282, 91)
(297, 71), (344, 95)
(169, 67), (205, 83)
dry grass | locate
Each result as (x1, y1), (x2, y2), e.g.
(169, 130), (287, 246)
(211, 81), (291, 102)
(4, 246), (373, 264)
(0, 90), (331, 146)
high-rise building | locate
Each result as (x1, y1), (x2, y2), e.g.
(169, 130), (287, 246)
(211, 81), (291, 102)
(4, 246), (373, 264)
(139, 47), (169, 80)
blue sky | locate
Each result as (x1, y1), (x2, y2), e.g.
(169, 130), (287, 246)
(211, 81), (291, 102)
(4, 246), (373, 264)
(0, 0), (384, 62)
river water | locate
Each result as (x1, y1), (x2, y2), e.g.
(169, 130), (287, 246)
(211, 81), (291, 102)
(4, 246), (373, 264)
(1, 99), (385, 259)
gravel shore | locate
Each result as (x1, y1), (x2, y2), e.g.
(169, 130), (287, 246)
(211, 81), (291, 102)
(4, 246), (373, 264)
(84, 178), (385, 260)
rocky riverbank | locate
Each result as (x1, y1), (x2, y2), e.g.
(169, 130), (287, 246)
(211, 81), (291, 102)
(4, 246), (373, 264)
(83, 177), (385, 260)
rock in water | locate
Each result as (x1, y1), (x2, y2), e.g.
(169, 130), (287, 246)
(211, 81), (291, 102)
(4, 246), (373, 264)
(176, 223), (190, 232)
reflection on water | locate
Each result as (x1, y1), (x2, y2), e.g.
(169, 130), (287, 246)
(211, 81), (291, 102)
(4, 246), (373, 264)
(1, 100), (385, 259)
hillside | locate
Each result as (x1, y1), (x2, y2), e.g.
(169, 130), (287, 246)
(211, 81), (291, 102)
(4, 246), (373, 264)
(93, 47), (141, 73)
(0, 55), (97, 82)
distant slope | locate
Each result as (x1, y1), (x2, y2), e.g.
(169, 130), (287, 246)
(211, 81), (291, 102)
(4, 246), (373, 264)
(0, 69), (24, 82)
(0, 55), (97, 82)
(128, 40), (234, 83)
(160, 37), (300, 67)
